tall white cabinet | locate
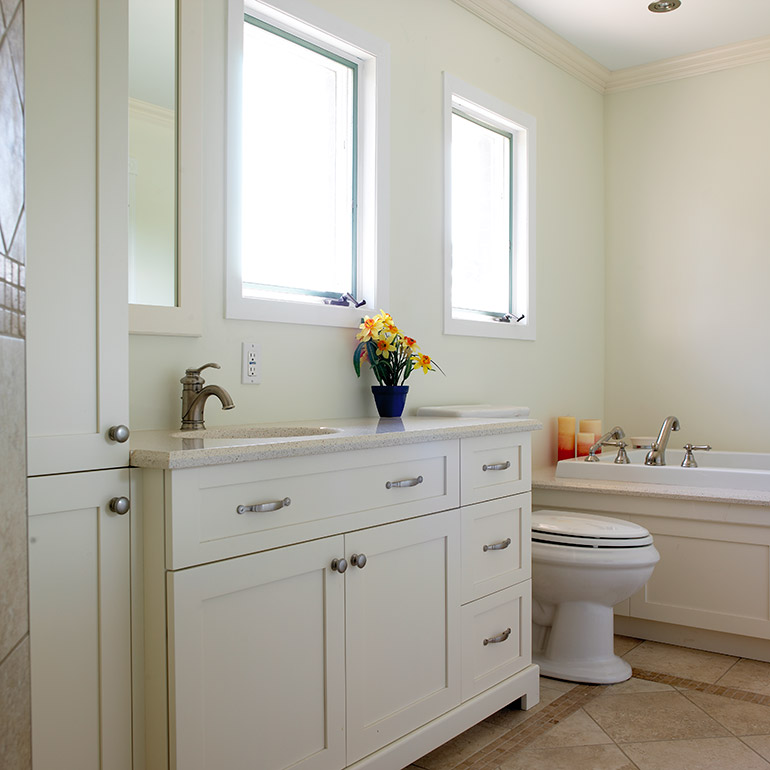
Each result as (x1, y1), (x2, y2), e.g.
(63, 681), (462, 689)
(25, 0), (132, 767)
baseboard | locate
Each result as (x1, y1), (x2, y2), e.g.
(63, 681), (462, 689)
(615, 616), (770, 663)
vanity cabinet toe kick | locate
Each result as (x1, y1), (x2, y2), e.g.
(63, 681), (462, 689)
(141, 432), (539, 770)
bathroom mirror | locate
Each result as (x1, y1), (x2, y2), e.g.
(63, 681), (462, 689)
(128, 0), (202, 335)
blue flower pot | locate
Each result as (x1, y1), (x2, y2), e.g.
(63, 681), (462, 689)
(371, 385), (409, 418)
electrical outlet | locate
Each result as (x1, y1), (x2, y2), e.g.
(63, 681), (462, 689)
(241, 342), (261, 384)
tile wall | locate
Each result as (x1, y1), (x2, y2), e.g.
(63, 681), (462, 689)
(0, 0), (31, 767)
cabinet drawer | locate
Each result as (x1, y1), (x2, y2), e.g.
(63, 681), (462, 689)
(460, 433), (531, 505)
(461, 494), (531, 604)
(461, 583), (532, 702)
(165, 441), (460, 568)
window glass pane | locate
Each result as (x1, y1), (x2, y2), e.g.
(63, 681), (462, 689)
(241, 19), (355, 299)
(451, 111), (511, 316)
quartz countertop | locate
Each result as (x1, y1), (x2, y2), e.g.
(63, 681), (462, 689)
(533, 468), (770, 507)
(130, 416), (543, 470)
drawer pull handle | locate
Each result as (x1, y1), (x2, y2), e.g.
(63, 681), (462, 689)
(482, 461), (510, 472)
(385, 475), (423, 489)
(236, 497), (291, 515)
(483, 628), (512, 646)
(483, 538), (512, 552)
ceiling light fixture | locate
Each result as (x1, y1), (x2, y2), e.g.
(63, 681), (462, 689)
(648, 0), (681, 12)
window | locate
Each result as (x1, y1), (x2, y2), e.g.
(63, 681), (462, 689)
(444, 74), (536, 340)
(226, 0), (390, 326)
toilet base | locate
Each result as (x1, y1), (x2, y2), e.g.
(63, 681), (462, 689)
(534, 652), (632, 684)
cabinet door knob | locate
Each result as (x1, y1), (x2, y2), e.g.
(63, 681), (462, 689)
(483, 628), (512, 646)
(108, 425), (130, 443)
(109, 496), (131, 515)
(350, 553), (367, 569)
(331, 558), (348, 573)
(482, 461), (510, 472)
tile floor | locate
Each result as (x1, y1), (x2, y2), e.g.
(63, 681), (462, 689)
(406, 637), (770, 770)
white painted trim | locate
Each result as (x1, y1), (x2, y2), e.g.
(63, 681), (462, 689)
(443, 73), (536, 342)
(606, 34), (770, 93)
(130, 0), (203, 337)
(452, 0), (770, 94)
(225, 0), (390, 328)
(451, 0), (608, 93)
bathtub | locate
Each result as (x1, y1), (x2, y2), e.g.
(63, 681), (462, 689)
(556, 448), (770, 491)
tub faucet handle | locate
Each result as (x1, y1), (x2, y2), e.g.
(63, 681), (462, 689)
(681, 444), (711, 468)
(602, 439), (631, 464)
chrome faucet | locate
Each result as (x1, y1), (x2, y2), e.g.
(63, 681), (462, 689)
(644, 416), (680, 466)
(180, 363), (235, 430)
(585, 426), (626, 462)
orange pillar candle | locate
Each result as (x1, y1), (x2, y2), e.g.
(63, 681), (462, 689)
(579, 419), (602, 454)
(557, 416), (576, 462)
(577, 431), (595, 457)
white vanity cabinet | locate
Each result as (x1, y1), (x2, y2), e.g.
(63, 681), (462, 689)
(140, 427), (538, 770)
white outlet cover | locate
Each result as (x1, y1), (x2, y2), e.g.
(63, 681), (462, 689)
(241, 342), (261, 384)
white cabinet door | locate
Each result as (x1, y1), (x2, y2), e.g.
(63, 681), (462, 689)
(345, 510), (462, 764)
(168, 536), (346, 770)
(28, 469), (132, 770)
(25, 0), (129, 476)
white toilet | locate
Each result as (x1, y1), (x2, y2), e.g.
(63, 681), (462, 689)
(531, 510), (660, 684)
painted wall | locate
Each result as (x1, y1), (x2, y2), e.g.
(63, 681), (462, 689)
(129, 0), (606, 470)
(605, 61), (770, 450)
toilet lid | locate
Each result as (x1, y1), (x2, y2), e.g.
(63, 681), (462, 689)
(532, 510), (654, 548)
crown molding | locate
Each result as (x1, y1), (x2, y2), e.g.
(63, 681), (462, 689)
(606, 34), (770, 93)
(129, 97), (175, 126)
(452, 0), (609, 93)
(452, 0), (770, 94)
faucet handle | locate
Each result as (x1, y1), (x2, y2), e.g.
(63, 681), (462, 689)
(186, 363), (221, 376)
(681, 443), (711, 468)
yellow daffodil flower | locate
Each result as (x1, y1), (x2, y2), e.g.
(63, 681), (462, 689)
(356, 315), (384, 342)
(375, 336), (397, 359)
(403, 336), (419, 351)
(415, 354), (433, 373)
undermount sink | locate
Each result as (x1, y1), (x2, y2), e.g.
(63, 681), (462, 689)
(171, 426), (340, 440)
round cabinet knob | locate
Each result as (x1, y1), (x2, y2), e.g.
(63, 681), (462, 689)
(351, 553), (367, 569)
(331, 558), (348, 573)
(109, 496), (131, 515)
(108, 425), (130, 443)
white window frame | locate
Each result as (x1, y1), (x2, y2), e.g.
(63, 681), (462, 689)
(226, 0), (390, 327)
(443, 73), (536, 340)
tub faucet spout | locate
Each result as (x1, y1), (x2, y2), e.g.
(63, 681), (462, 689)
(644, 416), (680, 466)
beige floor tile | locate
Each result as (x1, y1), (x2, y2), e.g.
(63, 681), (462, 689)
(529, 708), (613, 749)
(615, 635), (644, 657)
(497, 743), (638, 770)
(540, 676), (579, 694)
(412, 719), (507, 769)
(584, 691), (729, 743)
(742, 735), (770, 761)
(622, 736), (770, 770)
(623, 641), (738, 683)
(484, 683), (564, 730)
(599, 677), (674, 697)
(681, 688), (770, 736)
(717, 659), (770, 696)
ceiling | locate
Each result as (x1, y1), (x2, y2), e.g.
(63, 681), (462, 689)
(507, 0), (770, 71)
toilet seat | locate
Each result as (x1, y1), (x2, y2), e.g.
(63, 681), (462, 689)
(532, 510), (654, 548)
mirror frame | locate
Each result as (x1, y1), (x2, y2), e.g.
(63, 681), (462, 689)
(129, 0), (202, 336)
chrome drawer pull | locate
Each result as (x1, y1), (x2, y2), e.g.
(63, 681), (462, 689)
(483, 538), (512, 552)
(482, 461), (510, 472)
(385, 475), (423, 489)
(483, 628), (512, 646)
(236, 497), (291, 515)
